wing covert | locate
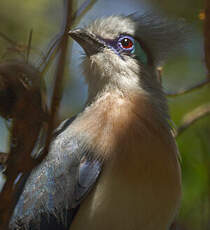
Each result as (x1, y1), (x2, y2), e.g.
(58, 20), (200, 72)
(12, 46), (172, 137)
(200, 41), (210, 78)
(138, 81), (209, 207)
(9, 118), (102, 230)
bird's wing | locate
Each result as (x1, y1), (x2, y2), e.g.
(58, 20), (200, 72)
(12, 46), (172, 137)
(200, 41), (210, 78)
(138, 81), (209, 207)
(9, 118), (102, 230)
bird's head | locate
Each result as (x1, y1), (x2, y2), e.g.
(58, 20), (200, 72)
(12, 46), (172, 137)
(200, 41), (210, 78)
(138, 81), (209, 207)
(69, 14), (185, 103)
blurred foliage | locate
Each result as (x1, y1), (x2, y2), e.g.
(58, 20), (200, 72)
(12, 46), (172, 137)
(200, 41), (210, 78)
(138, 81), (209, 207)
(0, 0), (209, 229)
(150, 0), (204, 22)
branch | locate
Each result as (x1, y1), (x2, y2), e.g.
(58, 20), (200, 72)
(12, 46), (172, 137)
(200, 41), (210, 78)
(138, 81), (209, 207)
(39, 0), (98, 74)
(204, 0), (210, 75)
(26, 29), (33, 63)
(174, 2), (210, 136)
(72, 0), (98, 24)
(157, 67), (162, 84)
(40, 0), (74, 162)
(40, 0), (98, 160)
(166, 78), (210, 97)
(0, 30), (45, 62)
(0, 62), (46, 229)
(0, 32), (17, 46)
(0, 0), (98, 228)
(174, 103), (210, 137)
(0, 153), (8, 166)
(165, 1), (210, 97)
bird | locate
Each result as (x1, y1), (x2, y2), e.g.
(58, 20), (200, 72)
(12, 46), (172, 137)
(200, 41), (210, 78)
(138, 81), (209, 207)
(9, 13), (184, 230)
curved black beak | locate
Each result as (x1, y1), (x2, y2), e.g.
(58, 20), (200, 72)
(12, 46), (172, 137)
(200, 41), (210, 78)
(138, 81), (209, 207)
(68, 28), (105, 56)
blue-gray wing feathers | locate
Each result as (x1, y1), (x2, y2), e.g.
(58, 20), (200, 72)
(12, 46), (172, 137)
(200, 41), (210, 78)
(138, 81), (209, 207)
(9, 118), (102, 230)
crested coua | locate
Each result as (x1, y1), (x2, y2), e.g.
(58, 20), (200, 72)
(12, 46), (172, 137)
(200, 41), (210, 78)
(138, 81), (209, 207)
(10, 14), (184, 230)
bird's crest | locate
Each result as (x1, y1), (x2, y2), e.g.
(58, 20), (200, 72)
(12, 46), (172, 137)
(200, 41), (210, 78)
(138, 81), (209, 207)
(129, 12), (188, 65)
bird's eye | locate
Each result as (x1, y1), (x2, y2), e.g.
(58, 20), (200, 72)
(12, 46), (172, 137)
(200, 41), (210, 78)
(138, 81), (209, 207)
(117, 35), (148, 64)
(118, 36), (134, 50)
(120, 38), (133, 49)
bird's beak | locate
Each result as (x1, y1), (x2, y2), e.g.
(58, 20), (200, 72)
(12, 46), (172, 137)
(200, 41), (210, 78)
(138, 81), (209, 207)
(68, 28), (105, 56)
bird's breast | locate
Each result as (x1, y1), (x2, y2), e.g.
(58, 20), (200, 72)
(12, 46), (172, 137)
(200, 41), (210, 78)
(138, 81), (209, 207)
(70, 91), (181, 230)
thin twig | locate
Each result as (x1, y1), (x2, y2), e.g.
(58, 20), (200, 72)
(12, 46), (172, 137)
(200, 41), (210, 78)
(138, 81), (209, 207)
(39, 35), (61, 72)
(0, 0), (98, 228)
(0, 32), (17, 46)
(204, 0), (210, 76)
(157, 66), (162, 84)
(40, 0), (74, 162)
(39, 0), (98, 74)
(174, 103), (210, 137)
(166, 78), (210, 97)
(26, 29), (33, 63)
(0, 153), (8, 166)
(72, 0), (98, 24)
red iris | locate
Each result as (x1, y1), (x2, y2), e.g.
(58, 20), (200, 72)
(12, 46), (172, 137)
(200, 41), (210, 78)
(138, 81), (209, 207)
(120, 38), (133, 49)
